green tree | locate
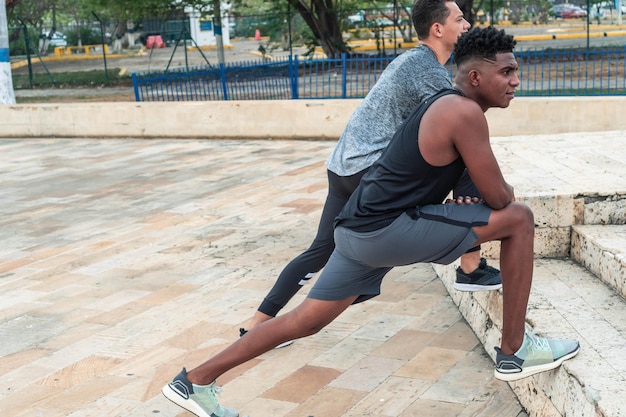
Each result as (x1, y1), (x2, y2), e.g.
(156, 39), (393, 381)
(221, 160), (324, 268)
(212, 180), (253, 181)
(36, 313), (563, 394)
(7, 0), (55, 35)
(457, 0), (476, 24)
(231, 0), (345, 57)
(283, 0), (348, 57)
(81, 0), (216, 21)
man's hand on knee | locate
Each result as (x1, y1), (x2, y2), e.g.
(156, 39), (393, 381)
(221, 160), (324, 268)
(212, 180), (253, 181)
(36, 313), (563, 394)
(446, 195), (482, 205)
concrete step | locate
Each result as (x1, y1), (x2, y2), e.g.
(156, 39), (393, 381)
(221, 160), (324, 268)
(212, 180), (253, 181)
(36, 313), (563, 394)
(476, 193), (626, 261)
(433, 132), (626, 416)
(433, 257), (626, 417)
(571, 224), (626, 300)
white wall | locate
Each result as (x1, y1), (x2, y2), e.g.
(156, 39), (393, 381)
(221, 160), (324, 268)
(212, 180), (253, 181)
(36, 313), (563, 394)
(1, 97), (625, 139)
(187, 8), (231, 47)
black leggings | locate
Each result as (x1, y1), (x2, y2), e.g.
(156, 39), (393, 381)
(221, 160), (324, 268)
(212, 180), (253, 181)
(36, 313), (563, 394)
(257, 168), (481, 317)
(258, 169), (365, 317)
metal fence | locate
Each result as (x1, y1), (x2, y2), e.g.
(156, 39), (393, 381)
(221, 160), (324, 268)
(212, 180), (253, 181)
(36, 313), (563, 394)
(516, 47), (626, 95)
(132, 46), (626, 102)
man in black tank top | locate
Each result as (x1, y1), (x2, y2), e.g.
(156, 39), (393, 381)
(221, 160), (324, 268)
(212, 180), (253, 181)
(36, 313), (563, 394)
(242, 0), (498, 341)
(335, 88), (465, 233)
(162, 28), (580, 416)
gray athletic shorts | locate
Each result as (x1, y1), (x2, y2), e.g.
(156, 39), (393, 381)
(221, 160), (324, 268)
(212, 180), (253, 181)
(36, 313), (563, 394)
(307, 202), (492, 304)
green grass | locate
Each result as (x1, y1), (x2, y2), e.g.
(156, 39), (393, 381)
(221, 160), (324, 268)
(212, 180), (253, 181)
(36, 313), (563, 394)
(12, 69), (133, 90)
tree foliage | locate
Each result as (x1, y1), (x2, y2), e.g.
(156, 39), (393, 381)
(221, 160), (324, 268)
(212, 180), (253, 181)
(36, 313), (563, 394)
(8, 0), (605, 58)
(232, 0), (474, 57)
(285, 0), (348, 57)
(5, 0), (458, 57)
(6, 0), (216, 27)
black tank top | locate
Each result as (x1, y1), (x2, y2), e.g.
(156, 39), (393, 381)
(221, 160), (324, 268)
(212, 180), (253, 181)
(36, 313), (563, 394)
(335, 89), (466, 232)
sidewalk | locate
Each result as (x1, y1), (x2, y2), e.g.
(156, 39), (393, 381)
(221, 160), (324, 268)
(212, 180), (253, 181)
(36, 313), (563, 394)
(3, 130), (625, 416)
(0, 137), (528, 417)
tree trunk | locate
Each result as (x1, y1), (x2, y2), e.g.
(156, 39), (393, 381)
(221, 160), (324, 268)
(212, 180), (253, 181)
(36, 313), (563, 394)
(0, 0), (16, 104)
(213, 0), (225, 64)
(287, 0), (348, 58)
(457, 0), (475, 26)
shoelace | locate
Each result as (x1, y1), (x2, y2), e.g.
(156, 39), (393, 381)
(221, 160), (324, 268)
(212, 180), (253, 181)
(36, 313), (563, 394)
(526, 330), (551, 352)
(196, 382), (225, 411)
(209, 383), (223, 396)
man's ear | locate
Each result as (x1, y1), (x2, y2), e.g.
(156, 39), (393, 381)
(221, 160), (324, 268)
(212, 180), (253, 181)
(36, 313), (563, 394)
(468, 69), (480, 87)
(431, 22), (443, 38)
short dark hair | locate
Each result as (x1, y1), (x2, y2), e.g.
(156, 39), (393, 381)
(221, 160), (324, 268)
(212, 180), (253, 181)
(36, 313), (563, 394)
(411, 0), (455, 40)
(453, 26), (516, 67)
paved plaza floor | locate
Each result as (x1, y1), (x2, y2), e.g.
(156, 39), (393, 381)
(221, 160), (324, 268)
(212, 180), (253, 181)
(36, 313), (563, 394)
(0, 137), (530, 417)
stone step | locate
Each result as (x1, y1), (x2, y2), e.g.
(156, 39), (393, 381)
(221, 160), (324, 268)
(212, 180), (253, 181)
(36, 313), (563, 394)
(477, 193), (626, 260)
(433, 257), (626, 417)
(571, 224), (626, 300)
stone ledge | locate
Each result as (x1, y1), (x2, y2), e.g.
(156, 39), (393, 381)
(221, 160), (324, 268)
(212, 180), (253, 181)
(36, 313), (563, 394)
(479, 193), (626, 260)
(571, 224), (626, 300)
(434, 197), (626, 416)
(2, 97), (626, 139)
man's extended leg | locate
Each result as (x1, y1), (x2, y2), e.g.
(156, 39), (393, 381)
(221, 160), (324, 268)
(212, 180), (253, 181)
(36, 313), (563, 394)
(162, 295), (358, 417)
(192, 296), (357, 385)
(164, 239), (391, 416)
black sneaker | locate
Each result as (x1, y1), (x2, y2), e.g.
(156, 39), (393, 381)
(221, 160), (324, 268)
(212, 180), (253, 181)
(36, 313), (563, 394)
(454, 257), (503, 291)
(239, 327), (293, 349)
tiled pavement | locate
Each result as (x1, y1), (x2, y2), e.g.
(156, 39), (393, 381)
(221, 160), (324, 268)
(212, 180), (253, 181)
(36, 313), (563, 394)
(9, 132), (624, 417)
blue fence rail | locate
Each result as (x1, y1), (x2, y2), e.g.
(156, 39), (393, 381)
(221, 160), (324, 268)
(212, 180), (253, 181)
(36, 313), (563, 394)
(132, 47), (626, 101)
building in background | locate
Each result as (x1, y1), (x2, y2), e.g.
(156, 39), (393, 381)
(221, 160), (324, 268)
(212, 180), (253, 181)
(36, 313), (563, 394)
(185, 4), (231, 48)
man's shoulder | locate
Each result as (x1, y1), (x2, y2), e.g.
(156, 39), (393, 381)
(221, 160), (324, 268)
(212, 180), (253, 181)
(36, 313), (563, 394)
(382, 47), (449, 86)
(431, 92), (485, 126)
(416, 88), (463, 108)
(396, 45), (439, 64)
(434, 91), (479, 109)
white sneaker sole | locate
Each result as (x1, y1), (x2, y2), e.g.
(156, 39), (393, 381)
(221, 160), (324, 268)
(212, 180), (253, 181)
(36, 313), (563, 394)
(454, 282), (502, 292)
(275, 340), (294, 349)
(162, 384), (214, 417)
(494, 345), (581, 382)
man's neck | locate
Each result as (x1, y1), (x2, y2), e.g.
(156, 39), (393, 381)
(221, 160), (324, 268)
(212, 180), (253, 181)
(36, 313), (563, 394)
(454, 83), (489, 113)
(419, 40), (453, 65)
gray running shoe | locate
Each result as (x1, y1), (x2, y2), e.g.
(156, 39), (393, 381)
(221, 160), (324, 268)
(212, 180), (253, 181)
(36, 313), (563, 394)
(454, 257), (503, 291)
(494, 331), (580, 381)
(162, 368), (238, 417)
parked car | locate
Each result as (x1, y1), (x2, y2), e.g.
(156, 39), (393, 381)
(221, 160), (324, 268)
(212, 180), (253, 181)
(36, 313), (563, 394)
(49, 32), (67, 47)
(551, 4), (588, 18)
(347, 11), (365, 24)
(562, 5), (587, 18)
(366, 17), (393, 27)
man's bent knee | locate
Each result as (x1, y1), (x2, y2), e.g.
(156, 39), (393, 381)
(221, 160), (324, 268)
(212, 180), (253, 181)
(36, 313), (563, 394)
(499, 203), (535, 240)
(508, 202), (534, 230)
(476, 202), (534, 244)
